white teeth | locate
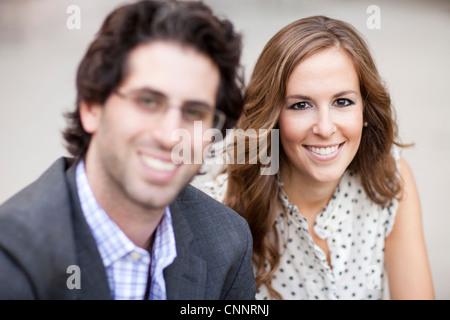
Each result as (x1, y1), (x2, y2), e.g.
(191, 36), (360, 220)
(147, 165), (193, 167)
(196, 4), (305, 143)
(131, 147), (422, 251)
(141, 154), (176, 171)
(307, 145), (339, 156)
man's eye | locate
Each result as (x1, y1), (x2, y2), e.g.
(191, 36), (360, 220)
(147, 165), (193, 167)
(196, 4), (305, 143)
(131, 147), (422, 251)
(136, 95), (161, 108)
(334, 98), (354, 107)
(183, 106), (209, 121)
(287, 101), (311, 110)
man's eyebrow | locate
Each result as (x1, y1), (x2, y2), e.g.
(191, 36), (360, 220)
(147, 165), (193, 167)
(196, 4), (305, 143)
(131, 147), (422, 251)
(183, 100), (214, 110)
(133, 86), (165, 97)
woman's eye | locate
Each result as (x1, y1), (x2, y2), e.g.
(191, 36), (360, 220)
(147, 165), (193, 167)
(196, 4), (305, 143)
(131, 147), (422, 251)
(334, 98), (354, 107)
(288, 101), (311, 110)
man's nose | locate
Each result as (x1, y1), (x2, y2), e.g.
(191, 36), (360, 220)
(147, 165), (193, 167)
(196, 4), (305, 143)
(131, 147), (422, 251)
(151, 107), (185, 150)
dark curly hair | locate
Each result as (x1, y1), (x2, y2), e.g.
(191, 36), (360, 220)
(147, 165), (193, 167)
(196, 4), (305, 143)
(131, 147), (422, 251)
(63, 0), (243, 160)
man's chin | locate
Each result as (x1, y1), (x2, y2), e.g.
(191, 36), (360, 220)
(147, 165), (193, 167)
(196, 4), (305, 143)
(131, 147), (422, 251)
(136, 181), (190, 209)
(128, 165), (200, 208)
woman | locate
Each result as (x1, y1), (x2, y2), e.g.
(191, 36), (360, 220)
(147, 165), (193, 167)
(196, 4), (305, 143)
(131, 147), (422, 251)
(198, 16), (434, 299)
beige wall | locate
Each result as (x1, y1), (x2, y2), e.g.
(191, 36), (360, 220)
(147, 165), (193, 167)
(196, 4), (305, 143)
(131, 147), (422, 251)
(0, 0), (449, 299)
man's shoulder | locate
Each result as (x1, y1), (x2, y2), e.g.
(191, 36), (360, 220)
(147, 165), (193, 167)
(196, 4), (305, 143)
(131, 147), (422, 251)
(0, 157), (72, 220)
(0, 157), (79, 299)
(173, 183), (251, 242)
(177, 183), (245, 222)
(0, 157), (75, 246)
(178, 183), (227, 206)
(167, 184), (255, 300)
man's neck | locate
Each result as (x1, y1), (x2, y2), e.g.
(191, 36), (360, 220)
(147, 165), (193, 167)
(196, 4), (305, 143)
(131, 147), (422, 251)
(83, 159), (166, 250)
(103, 203), (165, 250)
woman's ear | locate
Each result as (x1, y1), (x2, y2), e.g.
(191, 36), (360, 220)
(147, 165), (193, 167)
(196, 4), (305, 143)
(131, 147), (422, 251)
(79, 101), (102, 134)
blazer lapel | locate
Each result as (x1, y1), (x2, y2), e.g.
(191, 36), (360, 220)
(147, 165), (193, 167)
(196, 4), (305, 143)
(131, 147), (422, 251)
(165, 197), (207, 300)
(65, 162), (112, 299)
(66, 161), (207, 299)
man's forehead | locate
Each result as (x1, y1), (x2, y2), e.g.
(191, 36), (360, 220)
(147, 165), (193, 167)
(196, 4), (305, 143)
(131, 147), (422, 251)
(120, 41), (220, 106)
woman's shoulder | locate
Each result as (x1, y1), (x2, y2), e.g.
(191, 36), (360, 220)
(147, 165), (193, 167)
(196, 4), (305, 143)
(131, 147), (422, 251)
(337, 166), (399, 237)
(191, 172), (228, 202)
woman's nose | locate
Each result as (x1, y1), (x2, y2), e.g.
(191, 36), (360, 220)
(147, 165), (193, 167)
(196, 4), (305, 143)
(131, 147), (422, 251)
(312, 108), (337, 137)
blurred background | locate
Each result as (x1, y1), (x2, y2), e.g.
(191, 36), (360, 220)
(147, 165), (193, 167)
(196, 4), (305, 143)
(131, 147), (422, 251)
(0, 0), (449, 299)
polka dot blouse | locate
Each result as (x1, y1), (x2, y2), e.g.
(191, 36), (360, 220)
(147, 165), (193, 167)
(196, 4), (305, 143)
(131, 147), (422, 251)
(195, 159), (399, 300)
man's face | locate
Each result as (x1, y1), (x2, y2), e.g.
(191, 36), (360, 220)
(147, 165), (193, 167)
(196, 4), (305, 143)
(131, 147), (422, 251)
(80, 41), (220, 211)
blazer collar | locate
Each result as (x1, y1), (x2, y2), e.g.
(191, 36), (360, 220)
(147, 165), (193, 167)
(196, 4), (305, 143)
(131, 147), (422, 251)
(65, 159), (112, 299)
(66, 159), (207, 300)
(165, 190), (207, 300)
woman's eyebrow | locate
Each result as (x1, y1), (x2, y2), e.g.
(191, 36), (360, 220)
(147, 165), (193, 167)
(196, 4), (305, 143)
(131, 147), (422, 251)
(285, 94), (312, 101)
(285, 90), (358, 102)
(332, 90), (358, 98)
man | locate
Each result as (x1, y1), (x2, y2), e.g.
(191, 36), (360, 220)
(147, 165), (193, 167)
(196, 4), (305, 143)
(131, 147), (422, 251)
(0, 0), (255, 299)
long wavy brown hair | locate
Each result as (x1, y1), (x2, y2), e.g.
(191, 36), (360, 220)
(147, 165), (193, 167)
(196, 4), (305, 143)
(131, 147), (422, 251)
(224, 16), (407, 299)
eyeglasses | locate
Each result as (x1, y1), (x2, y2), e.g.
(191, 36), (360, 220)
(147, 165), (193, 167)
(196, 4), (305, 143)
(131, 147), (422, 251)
(113, 89), (226, 131)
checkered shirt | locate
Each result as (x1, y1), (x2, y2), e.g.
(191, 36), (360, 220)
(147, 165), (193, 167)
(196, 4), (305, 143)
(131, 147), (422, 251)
(75, 161), (177, 300)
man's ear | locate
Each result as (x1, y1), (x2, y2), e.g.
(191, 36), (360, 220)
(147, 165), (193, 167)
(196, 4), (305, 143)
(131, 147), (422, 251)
(79, 101), (102, 134)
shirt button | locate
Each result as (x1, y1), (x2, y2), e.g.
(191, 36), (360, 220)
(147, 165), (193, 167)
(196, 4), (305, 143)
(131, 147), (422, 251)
(130, 251), (141, 261)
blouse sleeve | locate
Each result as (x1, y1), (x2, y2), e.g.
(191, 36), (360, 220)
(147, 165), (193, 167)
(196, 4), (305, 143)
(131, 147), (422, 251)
(192, 173), (228, 203)
(382, 145), (401, 237)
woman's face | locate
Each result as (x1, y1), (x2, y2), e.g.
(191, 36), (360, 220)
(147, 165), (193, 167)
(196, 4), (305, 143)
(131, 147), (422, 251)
(278, 47), (364, 186)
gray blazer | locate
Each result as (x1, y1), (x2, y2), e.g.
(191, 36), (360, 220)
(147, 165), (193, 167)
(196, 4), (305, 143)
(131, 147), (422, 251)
(0, 158), (255, 299)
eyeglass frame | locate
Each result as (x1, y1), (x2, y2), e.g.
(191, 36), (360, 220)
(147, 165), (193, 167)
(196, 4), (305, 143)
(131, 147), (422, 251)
(112, 88), (226, 131)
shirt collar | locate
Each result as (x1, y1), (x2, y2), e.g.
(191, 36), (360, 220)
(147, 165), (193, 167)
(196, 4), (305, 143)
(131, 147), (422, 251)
(277, 172), (352, 240)
(75, 160), (176, 267)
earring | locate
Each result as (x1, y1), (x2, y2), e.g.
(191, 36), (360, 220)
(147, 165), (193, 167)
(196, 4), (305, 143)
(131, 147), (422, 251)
(363, 121), (368, 127)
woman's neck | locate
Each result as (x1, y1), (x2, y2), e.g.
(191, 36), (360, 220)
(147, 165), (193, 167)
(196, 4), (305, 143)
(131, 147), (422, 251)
(280, 168), (339, 221)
